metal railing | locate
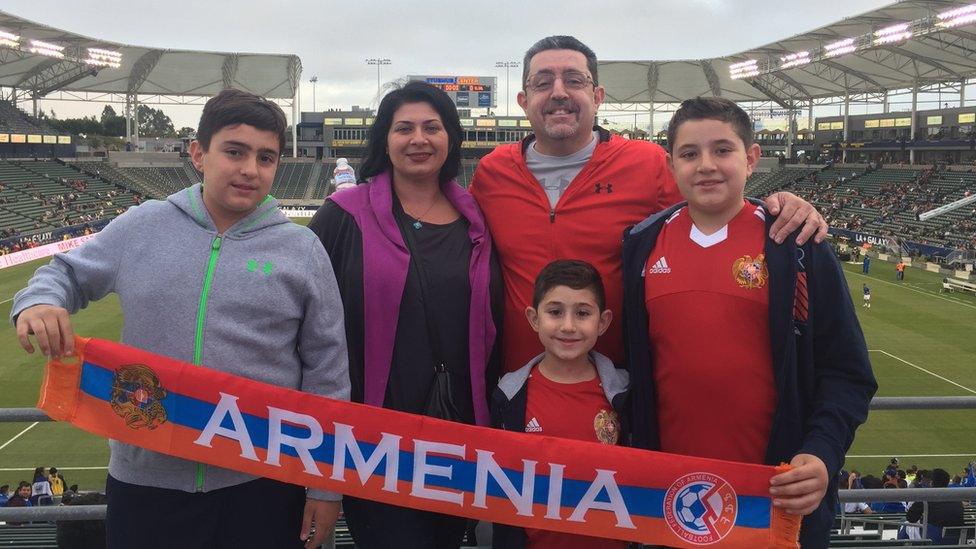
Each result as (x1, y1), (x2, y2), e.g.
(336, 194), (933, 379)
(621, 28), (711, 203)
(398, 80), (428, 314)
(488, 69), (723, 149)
(837, 487), (976, 543)
(1, 396), (974, 535)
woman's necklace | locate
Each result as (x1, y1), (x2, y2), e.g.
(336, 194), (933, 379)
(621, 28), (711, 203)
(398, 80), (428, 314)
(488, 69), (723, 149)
(404, 193), (441, 230)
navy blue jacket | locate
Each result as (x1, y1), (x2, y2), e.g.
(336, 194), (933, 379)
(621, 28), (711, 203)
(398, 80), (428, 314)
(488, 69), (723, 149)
(621, 202), (877, 549)
(489, 352), (631, 549)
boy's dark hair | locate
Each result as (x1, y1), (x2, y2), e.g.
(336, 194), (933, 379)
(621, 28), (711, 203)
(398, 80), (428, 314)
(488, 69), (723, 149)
(360, 81), (464, 185)
(196, 88), (287, 154)
(522, 36), (599, 88)
(532, 259), (606, 311)
(931, 468), (950, 487)
(667, 97), (754, 152)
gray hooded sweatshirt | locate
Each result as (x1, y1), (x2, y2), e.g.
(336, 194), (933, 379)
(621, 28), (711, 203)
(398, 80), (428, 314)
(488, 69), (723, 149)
(11, 184), (350, 501)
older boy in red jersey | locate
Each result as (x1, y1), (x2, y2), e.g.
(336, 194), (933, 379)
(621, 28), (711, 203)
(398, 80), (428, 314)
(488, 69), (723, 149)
(622, 97), (876, 548)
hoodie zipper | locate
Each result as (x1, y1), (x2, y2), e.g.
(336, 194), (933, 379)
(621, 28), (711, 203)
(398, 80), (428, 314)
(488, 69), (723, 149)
(192, 234), (223, 491)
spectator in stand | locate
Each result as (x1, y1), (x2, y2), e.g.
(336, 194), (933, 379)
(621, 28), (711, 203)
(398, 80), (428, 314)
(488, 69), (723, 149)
(6, 481), (32, 524)
(884, 457), (899, 478)
(30, 467), (53, 506)
(0, 484), (9, 506)
(843, 471), (873, 514)
(905, 465), (918, 485)
(871, 483), (907, 514)
(912, 469), (932, 488)
(48, 467), (65, 498)
(907, 468), (965, 544)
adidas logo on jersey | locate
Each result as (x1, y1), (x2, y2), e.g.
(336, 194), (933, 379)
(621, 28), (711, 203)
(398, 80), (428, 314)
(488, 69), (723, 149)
(525, 417), (542, 433)
(649, 257), (671, 274)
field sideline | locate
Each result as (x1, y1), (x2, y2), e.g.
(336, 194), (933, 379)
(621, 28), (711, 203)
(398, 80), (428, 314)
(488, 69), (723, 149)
(0, 227), (974, 490)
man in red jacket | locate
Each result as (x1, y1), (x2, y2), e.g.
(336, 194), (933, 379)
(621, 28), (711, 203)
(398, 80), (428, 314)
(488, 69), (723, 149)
(470, 36), (827, 373)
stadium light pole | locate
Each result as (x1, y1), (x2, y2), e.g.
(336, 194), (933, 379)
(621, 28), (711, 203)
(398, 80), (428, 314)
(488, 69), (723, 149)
(310, 76), (318, 113)
(495, 61), (519, 117)
(366, 58), (391, 97)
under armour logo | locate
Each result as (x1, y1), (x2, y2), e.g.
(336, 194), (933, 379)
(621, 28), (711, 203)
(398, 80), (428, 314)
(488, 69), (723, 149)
(247, 259), (274, 276)
(595, 183), (613, 194)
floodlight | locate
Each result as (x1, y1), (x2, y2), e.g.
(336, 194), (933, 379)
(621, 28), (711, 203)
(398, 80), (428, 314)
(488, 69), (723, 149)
(874, 23), (912, 45)
(825, 38), (856, 58)
(0, 29), (19, 48)
(86, 47), (122, 68)
(780, 51), (810, 69)
(729, 59), (759, 79)
(29, 39), (65, 59)
(937, 4), (976, 28)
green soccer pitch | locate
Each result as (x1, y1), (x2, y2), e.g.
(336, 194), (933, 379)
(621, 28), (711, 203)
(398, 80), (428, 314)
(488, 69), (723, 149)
(1, 229), (974, 491)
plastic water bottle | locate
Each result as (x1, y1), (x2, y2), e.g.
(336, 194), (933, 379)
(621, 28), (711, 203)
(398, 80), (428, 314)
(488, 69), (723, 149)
(333, 158), (356, 190)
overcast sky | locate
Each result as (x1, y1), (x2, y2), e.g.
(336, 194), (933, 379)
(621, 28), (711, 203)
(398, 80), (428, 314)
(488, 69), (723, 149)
(4, 0), (895, 129)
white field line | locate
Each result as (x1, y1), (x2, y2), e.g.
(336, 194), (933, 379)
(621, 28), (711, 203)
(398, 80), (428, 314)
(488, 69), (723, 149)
(848, 271), (976, 311)
(0, 296), (13, 305)
(0, 422), (38, 451)
(847, 453), (976, 458)
(0, 466), (107, 472)
(868, 349), (976, 394)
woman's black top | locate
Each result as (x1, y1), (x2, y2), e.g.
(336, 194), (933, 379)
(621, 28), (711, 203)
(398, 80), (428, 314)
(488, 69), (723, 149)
(308, 198), (502, 425)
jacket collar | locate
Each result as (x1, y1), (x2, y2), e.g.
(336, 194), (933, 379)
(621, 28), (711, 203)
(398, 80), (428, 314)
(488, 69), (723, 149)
(520, 125), (611, 154)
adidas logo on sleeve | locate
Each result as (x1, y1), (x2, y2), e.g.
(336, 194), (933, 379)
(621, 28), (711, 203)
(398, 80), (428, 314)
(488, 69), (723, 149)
(525, 417), (542, 433)
(649, 256), (671, 274)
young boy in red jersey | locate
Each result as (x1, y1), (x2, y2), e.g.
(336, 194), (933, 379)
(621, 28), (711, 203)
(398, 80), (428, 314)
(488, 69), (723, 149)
(622, 97), (877, 549)
(491, 259), (630, 549)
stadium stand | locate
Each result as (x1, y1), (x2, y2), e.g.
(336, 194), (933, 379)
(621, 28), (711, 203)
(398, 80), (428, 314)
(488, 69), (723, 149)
(0, 100), (56, 135)
(0, 159), (142, 252)
(270, 159), (316, 199)
(745, 164), (976, 254)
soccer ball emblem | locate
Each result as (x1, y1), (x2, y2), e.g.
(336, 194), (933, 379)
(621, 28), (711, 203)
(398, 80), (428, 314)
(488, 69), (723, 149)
(664, 472), (738, 545)
(675, 483), (712, 533)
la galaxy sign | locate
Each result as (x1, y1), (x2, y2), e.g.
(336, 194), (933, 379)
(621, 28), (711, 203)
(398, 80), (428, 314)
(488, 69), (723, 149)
(39, 337), (800, 548)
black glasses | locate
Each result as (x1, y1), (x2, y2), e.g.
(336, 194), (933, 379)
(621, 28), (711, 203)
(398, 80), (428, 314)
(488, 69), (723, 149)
(524, 71), (594, 92)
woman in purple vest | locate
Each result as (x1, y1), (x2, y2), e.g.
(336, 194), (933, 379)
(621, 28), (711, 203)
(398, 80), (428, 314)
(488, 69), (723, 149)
(307, 81), (502, 549)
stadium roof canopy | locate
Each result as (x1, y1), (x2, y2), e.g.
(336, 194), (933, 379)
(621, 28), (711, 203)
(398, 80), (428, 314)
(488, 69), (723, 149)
(0, 9), (301, 101)
(600, 0), (976, 107)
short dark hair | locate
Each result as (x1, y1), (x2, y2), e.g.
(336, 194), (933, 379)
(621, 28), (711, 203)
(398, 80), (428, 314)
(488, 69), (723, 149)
(532, 259), (606, 311)
(931, 468), (950, 488)
(196, 88), (287, 154)
(667, 97), (754, 153)
(522, 36), (599, 88)
(359, 81), (463, 185)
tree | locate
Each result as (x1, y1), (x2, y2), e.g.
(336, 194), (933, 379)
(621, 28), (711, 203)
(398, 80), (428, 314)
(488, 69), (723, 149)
(101, 106), (126, 136)
(177, 126), (196, 139)
(137, 105), (176, 137)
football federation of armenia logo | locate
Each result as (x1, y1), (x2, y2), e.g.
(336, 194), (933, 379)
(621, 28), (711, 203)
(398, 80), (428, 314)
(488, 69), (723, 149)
(110, 365), (168, 430)
(663, 472), (738, 545)
(732, 254), (768, 289)
(593, 409), (620, 445)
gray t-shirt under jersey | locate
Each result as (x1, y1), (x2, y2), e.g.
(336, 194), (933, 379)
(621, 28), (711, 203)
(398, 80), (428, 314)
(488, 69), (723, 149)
(525, 131), (598, 208)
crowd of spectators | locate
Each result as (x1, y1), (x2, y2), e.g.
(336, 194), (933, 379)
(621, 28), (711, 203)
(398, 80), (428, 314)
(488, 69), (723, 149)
(0, 176), (139, 256)
(784, 165), (976, 252)
(0, 466), (108, 547)
(840, 458), (976, 544)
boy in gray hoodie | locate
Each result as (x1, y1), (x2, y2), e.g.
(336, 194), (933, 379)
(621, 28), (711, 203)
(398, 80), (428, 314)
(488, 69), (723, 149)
(12, 89), (350, 549)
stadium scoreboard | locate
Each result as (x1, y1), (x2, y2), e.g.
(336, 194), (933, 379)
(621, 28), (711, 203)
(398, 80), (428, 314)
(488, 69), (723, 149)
(408, 75), (497, 108)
